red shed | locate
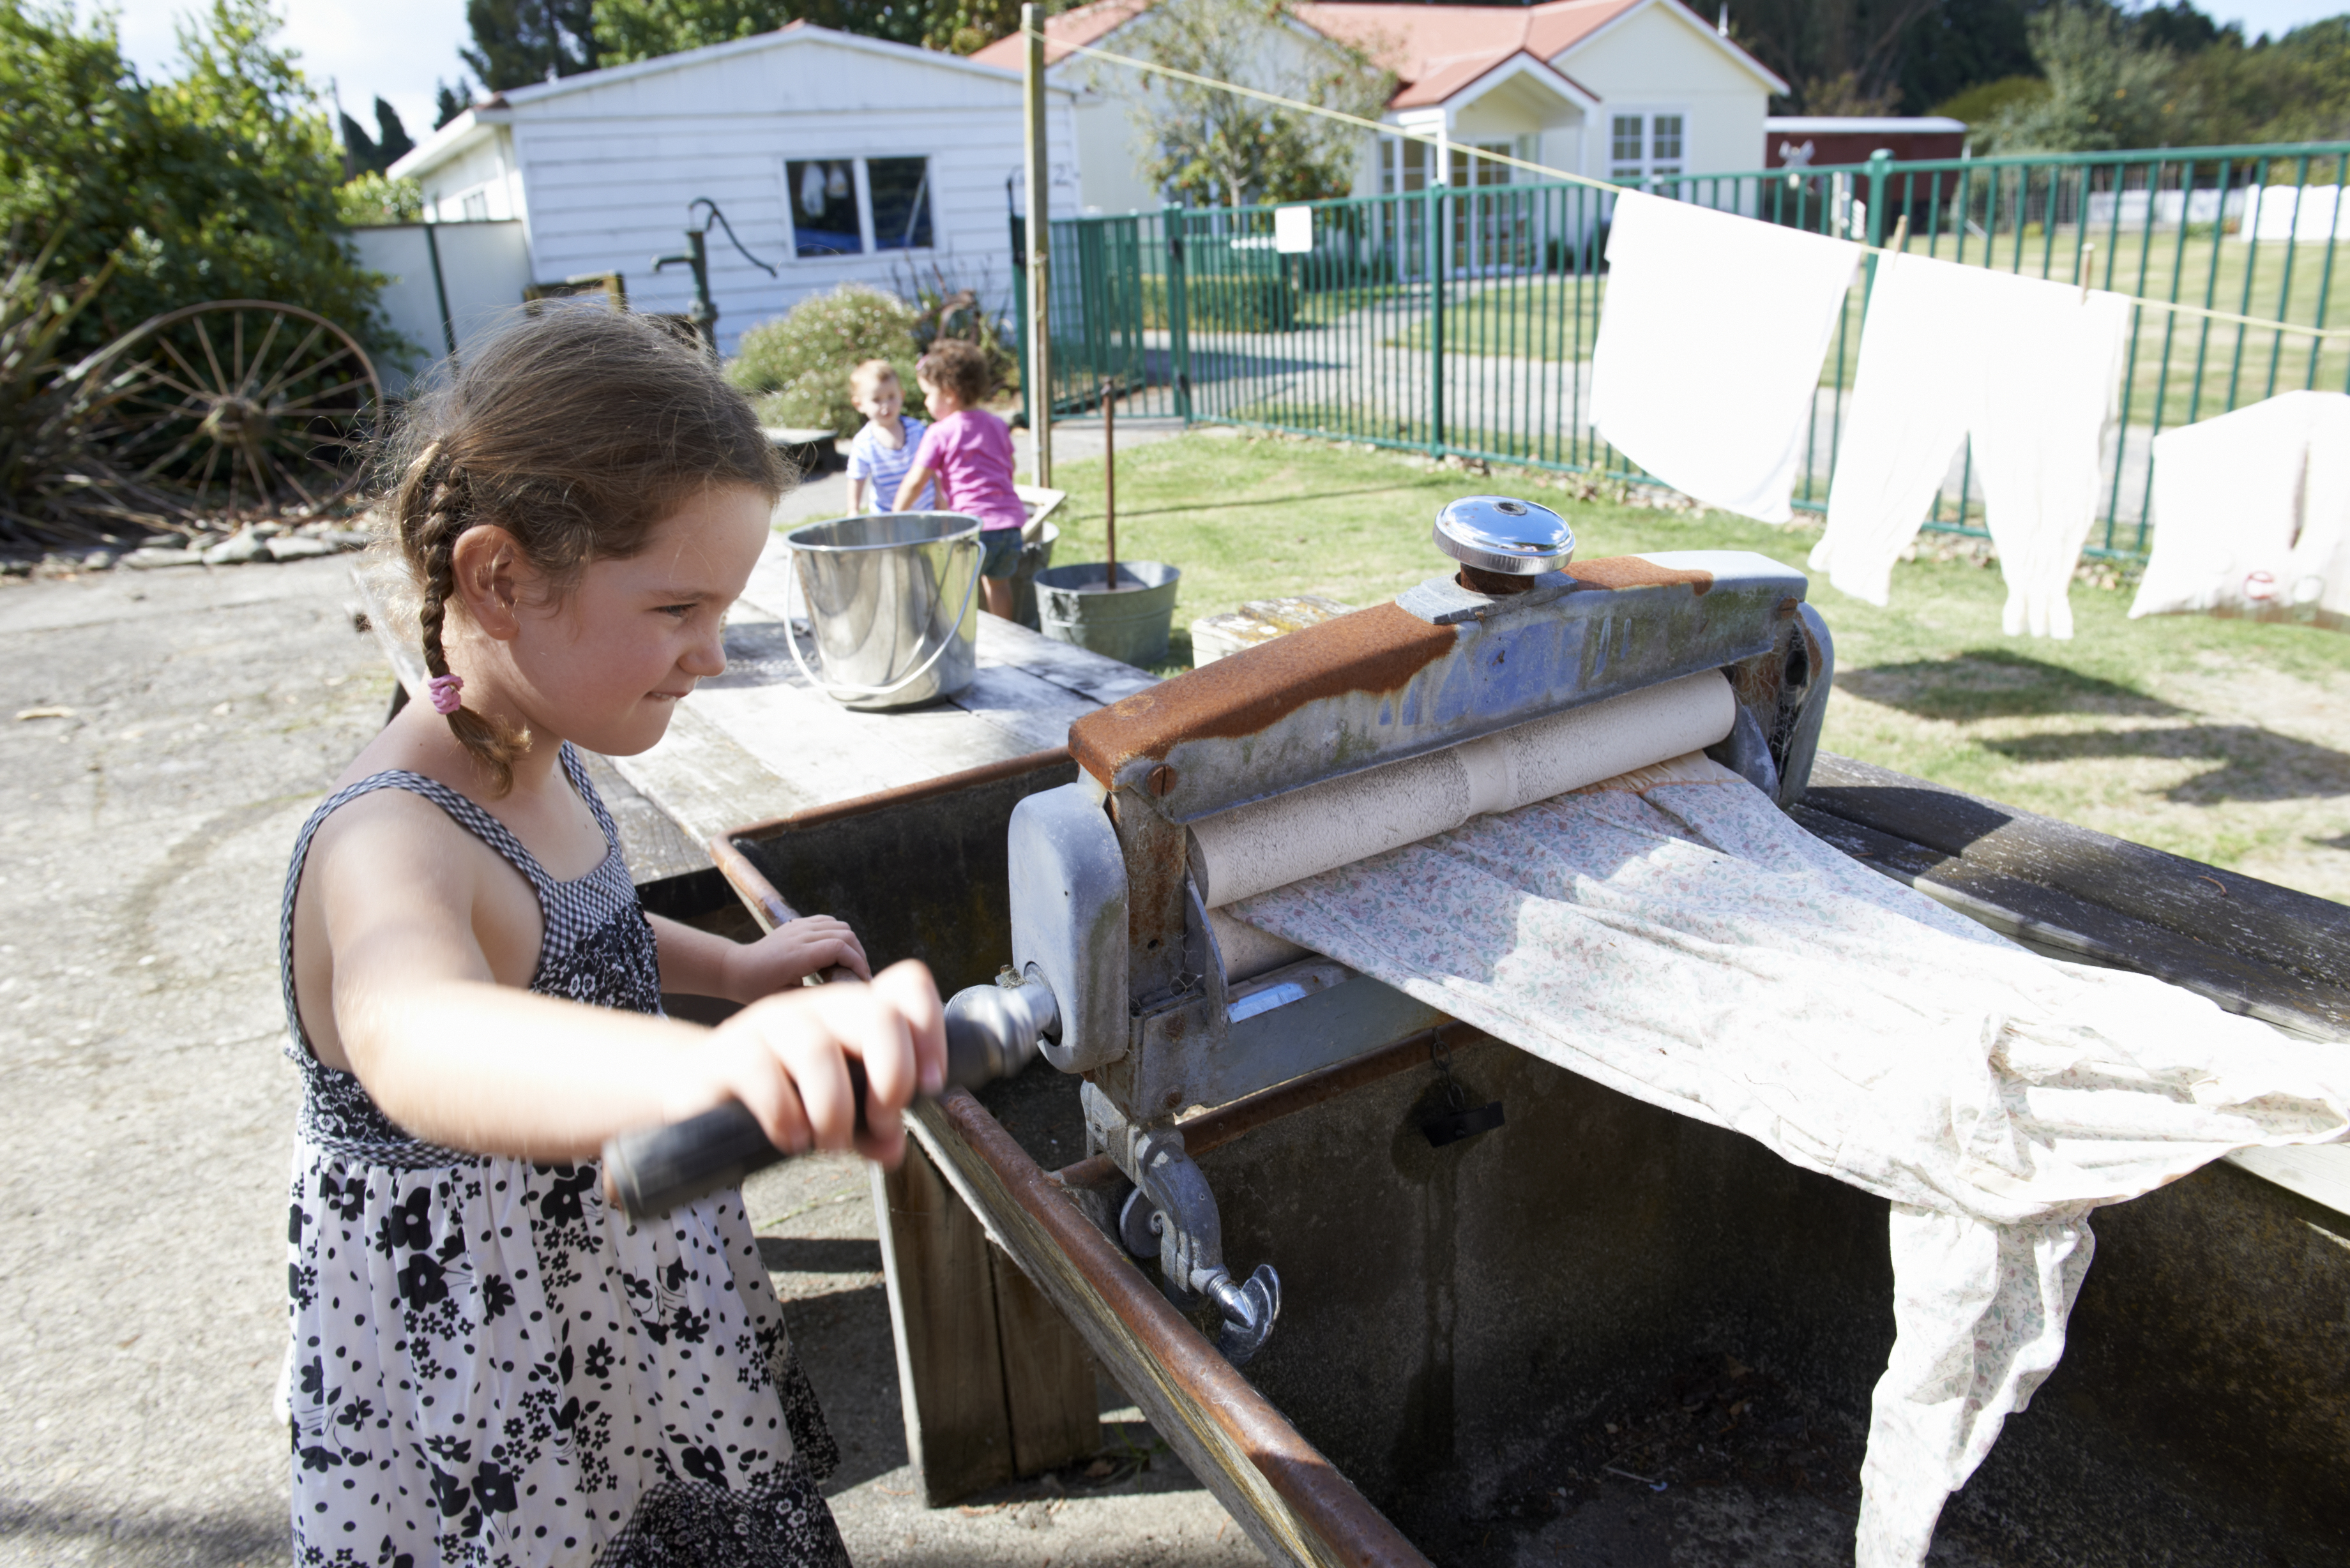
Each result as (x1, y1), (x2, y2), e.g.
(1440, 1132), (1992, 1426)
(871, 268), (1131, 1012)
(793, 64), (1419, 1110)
(1764, 116), (1967, 170)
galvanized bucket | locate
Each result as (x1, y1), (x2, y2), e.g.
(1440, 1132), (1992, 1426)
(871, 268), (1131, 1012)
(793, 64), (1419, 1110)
(785, 511), (982, 711)
(1034, 561), (1181, 668)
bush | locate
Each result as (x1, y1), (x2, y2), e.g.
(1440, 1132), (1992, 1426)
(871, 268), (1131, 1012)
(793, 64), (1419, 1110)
(0, 227), (182, 545)
(0, 0), (388, 360)
(337, 172), (423, 227)
(724, 283), (921, 437)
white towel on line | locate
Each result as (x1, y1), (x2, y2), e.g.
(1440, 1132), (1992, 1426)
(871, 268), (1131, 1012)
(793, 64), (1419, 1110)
(1227, 755), (2346, 1568)
(1810, 256), (2133, 638)
(2130, 388), (2350, 631)
(1590, 192), (1863, 524)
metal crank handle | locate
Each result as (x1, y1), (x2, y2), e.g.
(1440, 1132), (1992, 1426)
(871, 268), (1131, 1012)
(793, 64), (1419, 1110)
(602, 972), (1060, 1219)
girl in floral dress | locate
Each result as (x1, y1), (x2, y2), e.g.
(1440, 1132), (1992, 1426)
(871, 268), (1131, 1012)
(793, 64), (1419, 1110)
(279, 310), (945, 1566)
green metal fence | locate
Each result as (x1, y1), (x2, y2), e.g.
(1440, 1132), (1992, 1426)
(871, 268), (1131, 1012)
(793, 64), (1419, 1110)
(1015, 142), (2350, 557)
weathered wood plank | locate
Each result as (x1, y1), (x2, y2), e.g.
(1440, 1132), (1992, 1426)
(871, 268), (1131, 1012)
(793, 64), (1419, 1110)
(946, 662), (1101, 753)
(1803, 753), (2350, 990)
(2224, 1144), (2350, 1221)
(870, 1140), (1017, 1505)
(1787, 803), (2350, 1039)
(987, 1246), (1102, 1476)
(976, 612), (1162, 706)
(689, 627), (1033, 801)
(609, 703), (813, 846)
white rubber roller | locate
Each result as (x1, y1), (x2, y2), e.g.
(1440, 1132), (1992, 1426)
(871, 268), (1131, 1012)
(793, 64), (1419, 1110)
(1188, 669), (1736, 909)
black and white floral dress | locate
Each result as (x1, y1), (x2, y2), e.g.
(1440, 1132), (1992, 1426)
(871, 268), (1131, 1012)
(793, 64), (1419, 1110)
(279, 745), (849, 1567)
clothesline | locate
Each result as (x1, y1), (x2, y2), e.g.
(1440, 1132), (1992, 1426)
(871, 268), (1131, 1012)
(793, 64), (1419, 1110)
(1031, 27), (2350, 345)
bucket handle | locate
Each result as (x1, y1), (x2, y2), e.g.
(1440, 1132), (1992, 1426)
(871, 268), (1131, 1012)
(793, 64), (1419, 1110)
(785, 532), (983, 698)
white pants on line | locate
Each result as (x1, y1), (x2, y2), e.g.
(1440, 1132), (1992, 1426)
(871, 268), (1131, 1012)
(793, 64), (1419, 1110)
(1810, 257), (2132, 639)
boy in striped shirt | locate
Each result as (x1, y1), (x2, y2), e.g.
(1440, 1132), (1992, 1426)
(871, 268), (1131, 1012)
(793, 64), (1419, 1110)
(845, 359), (934, 515)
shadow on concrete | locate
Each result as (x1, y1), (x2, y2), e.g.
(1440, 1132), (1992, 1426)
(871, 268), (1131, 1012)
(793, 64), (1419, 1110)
(0, 1495), (281, 1568)
(1980, 723), (2350, 803)
(1836, 652), (2179, 721)
(759, 1236), (883, 1274)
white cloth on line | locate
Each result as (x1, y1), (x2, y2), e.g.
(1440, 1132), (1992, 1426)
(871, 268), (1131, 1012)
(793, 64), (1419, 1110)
(1589, 191), (1862, 524)
(2130, 388), (2350, 631)
(1227, 754), (2346, 1568)
(1810, 256), (2133, 638)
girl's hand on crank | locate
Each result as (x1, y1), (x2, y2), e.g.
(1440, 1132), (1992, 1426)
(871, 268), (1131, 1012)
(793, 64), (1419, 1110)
(682, 959), (946, 1165)
(727, 914), (871, 995)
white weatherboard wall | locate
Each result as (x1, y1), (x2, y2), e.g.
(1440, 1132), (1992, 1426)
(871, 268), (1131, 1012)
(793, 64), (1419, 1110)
(394, 28), (1077, 359)
(1566, 4), (1768, 188)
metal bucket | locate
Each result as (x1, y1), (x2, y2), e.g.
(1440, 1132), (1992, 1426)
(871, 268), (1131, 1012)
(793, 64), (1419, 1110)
(1034, 561), (1181, 668)
(785, 511), (982, 711)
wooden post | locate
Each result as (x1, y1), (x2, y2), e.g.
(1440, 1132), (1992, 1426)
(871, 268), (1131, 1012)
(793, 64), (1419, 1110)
(1103, 377), (1116, 589)
(872, 1133), (1098, 1504)
(1023, 3), (1053, 490)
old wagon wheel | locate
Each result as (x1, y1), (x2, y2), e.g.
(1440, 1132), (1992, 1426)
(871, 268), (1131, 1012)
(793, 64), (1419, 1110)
(72, 300), (381, 526)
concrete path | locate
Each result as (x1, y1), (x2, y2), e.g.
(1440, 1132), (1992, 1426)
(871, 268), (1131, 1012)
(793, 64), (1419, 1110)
(0, 556), (1259, 1565)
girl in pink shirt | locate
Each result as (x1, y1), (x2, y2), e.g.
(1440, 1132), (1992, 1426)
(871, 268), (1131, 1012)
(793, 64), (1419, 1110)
(894, 340), (1026, 618)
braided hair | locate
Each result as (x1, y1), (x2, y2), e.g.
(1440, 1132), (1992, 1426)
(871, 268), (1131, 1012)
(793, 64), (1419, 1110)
(375, 308), (789, 794)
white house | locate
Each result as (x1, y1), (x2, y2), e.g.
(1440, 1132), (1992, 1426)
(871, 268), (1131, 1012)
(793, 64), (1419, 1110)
(971, 0), (1785, 213)
(388, 24), (1080, 357)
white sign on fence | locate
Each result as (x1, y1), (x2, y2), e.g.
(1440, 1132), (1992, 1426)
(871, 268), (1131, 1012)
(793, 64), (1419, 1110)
(1273, 204), (1314, 253)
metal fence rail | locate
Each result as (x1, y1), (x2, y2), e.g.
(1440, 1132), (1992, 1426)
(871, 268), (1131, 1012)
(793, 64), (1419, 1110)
(1015, 142), (2350, 557)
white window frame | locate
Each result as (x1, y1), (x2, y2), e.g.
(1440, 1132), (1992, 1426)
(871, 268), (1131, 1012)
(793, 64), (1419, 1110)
(1605, 109), (1690, 186)
(776, 155), (937, 262)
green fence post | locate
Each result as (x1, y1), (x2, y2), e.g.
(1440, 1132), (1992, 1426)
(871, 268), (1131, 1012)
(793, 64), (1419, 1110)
(1162, 204), (1192, 423)
(1429, 179), (1446, 454)
(1861, 147), (1891, 297)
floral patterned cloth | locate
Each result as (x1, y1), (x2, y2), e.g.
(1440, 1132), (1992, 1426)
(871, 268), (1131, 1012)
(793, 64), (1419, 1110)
(279, 746), (847, 1567)
(1231, 754), (2349, 1568)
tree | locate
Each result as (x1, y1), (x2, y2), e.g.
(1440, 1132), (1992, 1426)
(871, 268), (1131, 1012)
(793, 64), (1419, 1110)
(2167, 16), (2350, 145)
(460, 0), (598, 91)
(434, 76), (476, 127)
(1897, 0), (2042, 115)
(593, 0), (1026, 61)
(593, 0), (791, 63)
(1718, 0), (1943, 115)
(0, 0), (384, 356)
(1118, 0), (1392, 209)
(339, 96), (414, 178)
(1980, 3), (2187, 150)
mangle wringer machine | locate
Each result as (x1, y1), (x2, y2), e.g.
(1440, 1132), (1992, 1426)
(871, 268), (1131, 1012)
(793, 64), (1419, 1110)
(608, 494), (1835, 1369)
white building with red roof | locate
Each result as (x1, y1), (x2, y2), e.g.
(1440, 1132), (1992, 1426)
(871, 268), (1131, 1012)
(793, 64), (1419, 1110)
(970, 0), (1786, 214)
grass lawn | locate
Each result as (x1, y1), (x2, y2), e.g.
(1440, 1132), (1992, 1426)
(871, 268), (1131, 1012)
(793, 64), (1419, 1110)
(1044, 428), (2350, 901)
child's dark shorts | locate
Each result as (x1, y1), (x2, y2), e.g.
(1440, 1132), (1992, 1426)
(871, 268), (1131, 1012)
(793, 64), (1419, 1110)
(978, 525), (1024, 578)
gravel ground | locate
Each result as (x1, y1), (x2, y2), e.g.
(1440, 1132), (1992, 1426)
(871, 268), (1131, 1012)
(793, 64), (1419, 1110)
(0, 555), (1257, 1566)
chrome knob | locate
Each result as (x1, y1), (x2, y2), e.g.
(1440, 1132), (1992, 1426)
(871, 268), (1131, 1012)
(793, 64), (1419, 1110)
(1432, 494), (1575, 576)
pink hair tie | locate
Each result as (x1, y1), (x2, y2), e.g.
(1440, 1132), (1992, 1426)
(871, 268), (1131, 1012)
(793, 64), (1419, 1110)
(427, 674), (465, 715)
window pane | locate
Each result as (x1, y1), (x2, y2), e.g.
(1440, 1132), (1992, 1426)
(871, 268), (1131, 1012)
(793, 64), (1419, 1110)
(1653, 115), (1683, 161)
(1611, 115), (1643, 163)
(787, 160), (862, 257)
(1476, 142), (1510, 186)
(1402, 138), (1426, 192)
(868, 156), (932, 251)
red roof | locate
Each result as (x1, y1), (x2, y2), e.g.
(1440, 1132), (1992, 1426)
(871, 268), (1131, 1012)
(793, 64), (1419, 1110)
(970, 0), (1782, 105)
(969, 0), (1154, 70)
